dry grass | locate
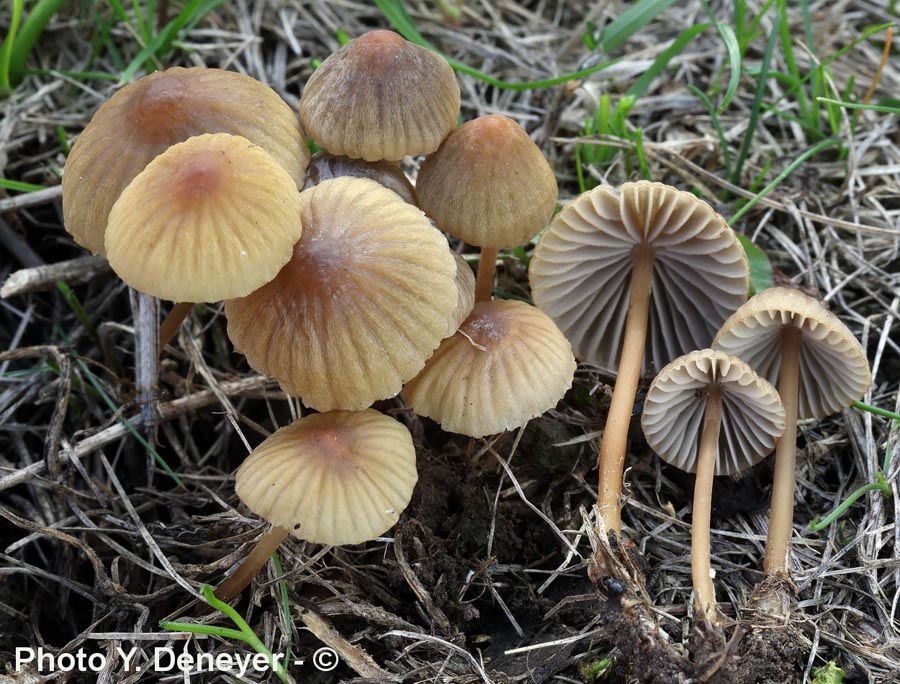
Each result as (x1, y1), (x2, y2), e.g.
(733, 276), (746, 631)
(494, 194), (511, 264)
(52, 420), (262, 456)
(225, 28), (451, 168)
(1, 1), (899, 683)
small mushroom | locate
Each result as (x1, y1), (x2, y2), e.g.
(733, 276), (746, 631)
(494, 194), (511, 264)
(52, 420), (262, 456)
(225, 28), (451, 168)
(303, 151), (418, 206)
(299, 30), (460, 162)
(105, 133), (302, 303)
(529, 181), (749, 533)
(642, 349), (785, 621)
(402, 299), (576, 438)
(215, 409), (418, 601)
(225, 176), (457, 411)
(712, 287), (871, 576)
(416, 114), (558, 301)
(63, 66), (308, 255)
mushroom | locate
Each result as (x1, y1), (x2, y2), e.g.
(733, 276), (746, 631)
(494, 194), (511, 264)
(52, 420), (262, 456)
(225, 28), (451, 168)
(641, 349), (785, 620)
(444, 251), (476, 338)
(303, 151), (418, 206)
(225, 176), (458, 411)
(215, 408), (418, 601)
(712, 287), (871, 576)
(105, 133), (302, 303)
(529, 181), (749, 533)
(62, 66), (308, 255)
(299, 29), (460, 162)
(402, 299), (576, 438)
(416, 114), (558, 302)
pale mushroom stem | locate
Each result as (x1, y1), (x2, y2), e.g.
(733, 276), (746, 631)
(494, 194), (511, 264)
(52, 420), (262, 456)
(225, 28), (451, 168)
(474, 247), (499, 302)
(693, 384), (722, 622)
(158, 301), (194, 353)
(214, 524), (290, 602)
(765, 324), (802, 576)
(597, 245), (655, 533)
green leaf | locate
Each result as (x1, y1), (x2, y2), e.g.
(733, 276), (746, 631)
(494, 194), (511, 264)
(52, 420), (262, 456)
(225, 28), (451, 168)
(598, 0), (678, 52)
(736, 235), (773, 296)
(811, 661), (844, 684)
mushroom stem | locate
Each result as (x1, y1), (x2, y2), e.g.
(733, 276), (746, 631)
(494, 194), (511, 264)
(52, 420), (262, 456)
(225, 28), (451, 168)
(765, 324), (802, 576)
(597, 245), (654, 533)
(214, 524), (290, 602)
(474, 247), (499, 302)
(693, 384), (722, 622)
(159, 301), (194, 353)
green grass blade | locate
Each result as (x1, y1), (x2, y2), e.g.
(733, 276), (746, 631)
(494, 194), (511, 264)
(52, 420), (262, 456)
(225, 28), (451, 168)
(687, 84), (731, 176)
(736, 235), (773, 295)
(626, 23), (710, 100)
(853, 401), (900, 423)
(0, 0), (24, 96)
(0, 178), (45, 192)
(818, 98), (900, 115)
(597, 0), (678, 52)
(730, 12), (780, 186)
(715, 22), (741, 113)
(7, 0), (66, 86)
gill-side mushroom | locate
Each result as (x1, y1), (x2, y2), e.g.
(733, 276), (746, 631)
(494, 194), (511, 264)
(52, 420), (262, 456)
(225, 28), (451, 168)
(225, 176), (457, 411)
(712, 287), (871, 577)
(529, 181), (749, 534)
(303, 151), (418, 206)
(105, 133), (302, 303)
(215, 408), (417, 602)
(299, 29), (460, 162)
(642, 349), (785, 621)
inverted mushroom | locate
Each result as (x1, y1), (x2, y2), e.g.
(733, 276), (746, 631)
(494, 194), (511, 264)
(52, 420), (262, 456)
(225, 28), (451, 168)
(215, 409), (418, 601)
(642, 349), (785, 621)
(712, 287), (871, 576)
(529, 181), (749, 533)
(303, 151), (418, 206)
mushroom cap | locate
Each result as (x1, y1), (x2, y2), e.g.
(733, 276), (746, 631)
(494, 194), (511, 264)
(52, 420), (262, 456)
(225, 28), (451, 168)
(416, 114), (559, 248)
(641, 349), (786, 476)
(62, 66), (308, 254)
(299, 30), (460, 162)
(529, 181), (749, 375)
(444, 251), (476, 338)
(225, 176), (458, 411)
(402, 299), (576, 438)
(712, 287), (871, 419)
(235, 409), (418, 545)
(303, 151), (418, 205)
(105, 134), (302, 303)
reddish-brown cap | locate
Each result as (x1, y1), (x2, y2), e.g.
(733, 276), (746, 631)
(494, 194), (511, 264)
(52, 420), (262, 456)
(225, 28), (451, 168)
(416, 114), (558, 248)
(62, 66), (308, 254)
(299, 30), (460, 161)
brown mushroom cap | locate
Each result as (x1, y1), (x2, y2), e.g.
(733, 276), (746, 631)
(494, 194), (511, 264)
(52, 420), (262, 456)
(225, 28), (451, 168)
(225, 176), (457, 411)
(299, 30), (460, 162)
(303, 151), (418, 205)
(529, 181), (749, 374)
(712, 287), (871, 418)
(642, 349), (786, 476)
(105, 133), (302, 303)
(235, 409), (418, 545)
(416, 114), (559, 248)
(62, 66), (308, 254)
(402, 299), (576, 438)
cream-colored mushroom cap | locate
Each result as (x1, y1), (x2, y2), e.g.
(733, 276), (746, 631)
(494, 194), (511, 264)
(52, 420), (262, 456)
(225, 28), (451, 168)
(299, 30), (460, 161)
(402, 299), (576, 438)
(712, 287), (871, 418)
(444, 251), (476, 338)
(642, 349), (786, 476)
(225, 176), (457, 411)
(529, 181), (749, 375)
(106, 133), (302, 302)
(416, 114), (558, 248)
(235, 409), (418, 545)
(63, 66), (308, 254)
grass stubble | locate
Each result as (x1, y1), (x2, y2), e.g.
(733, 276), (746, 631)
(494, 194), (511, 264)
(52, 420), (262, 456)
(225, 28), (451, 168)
(1, 1), (899, 682)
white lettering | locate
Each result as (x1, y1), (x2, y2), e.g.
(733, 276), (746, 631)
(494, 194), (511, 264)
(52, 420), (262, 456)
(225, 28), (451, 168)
(117, 646), (138, 669)
(154, 647), (176, 671)
(87, 653), (106, 671)
(14, 647), (35, 670)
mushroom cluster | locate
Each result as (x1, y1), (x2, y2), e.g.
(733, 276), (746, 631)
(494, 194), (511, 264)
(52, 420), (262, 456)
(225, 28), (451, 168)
(62, 29), (582, 602)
